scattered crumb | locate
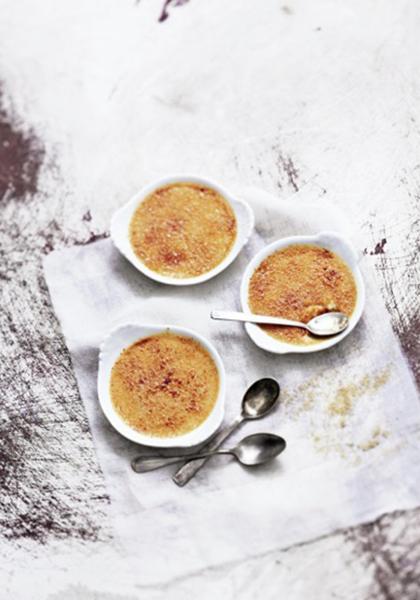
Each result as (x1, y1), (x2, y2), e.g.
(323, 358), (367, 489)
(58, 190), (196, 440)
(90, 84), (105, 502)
(327, 367), (391, 423)
(282, 5), (293, 15)
(359, 437), (380, 451)
(328, 392), (353, 417)
(358, 427), (390, 451)
(282, 379), (316, 416)
(282, 364), (392, 461)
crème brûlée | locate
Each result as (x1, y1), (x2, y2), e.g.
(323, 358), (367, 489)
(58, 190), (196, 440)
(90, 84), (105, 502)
(110, 332), (219, 437)
(248, 244), (357, 345)
(129, 182), (237, 278)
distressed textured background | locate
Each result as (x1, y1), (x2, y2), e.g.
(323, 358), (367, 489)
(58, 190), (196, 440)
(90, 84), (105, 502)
(0, 0), (419, 598)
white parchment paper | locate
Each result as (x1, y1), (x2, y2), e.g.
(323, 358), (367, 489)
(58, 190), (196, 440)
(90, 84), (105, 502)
(44, 185), (420, 584)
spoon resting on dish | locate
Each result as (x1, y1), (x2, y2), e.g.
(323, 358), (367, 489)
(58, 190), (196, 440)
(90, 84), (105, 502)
(211, 310), (349, 337)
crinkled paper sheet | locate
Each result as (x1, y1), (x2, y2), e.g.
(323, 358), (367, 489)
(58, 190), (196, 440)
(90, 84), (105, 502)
(44, 184), (420, 584)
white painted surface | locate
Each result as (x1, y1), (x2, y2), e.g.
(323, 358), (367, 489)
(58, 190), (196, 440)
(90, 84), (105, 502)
(0, 0), (419, 598)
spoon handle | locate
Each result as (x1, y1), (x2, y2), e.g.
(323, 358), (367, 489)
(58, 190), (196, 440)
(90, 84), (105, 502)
(132, 455), (186, 472)
(131, 449), (233, 473)
(172, 416), (243, 486)
(211, 310), (306, 329)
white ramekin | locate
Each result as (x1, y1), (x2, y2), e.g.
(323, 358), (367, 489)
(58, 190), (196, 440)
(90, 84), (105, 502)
(110, 174), (254, 286)
(240, 231), (365, 354)
(97, 323), (225, 447)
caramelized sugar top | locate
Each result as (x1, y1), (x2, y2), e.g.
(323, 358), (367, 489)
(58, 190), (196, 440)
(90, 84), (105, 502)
(130, 182), (237, 278)
(248, 244), (357, 345)
(110, 332), (219, 437)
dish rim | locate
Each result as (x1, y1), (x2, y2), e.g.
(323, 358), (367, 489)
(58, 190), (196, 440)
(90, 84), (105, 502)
(110, 174), (254, 286)
(240, 231), (365, 354)
(97, 323), (226, 448)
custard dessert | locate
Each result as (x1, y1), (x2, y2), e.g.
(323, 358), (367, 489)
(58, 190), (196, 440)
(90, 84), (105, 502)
(110, 332), (219, 437)
(248, 244), (357, 345)
(129, 182), (237, 278)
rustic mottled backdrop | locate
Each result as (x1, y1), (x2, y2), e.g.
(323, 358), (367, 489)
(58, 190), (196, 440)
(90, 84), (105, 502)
(0, 0), (419, 598)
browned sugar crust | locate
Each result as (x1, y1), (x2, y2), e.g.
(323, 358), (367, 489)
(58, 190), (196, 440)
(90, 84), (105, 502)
(130, 182), (237, 278)
(248, 244), (357, 345)
(110, 332), (219, 437)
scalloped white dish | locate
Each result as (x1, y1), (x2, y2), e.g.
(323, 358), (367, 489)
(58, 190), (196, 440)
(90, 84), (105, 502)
(240, 231), (365, 354)
(110, 175), (254, 286)
(97, 323), (225, 448)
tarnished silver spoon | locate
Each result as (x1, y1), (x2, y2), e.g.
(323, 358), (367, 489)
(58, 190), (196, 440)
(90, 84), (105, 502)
(131, 433), (286, 473)
(211, 310), (349, 336)
(172, 377), (280, 486)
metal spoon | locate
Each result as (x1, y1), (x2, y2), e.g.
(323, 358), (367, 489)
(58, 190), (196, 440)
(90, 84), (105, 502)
(172, 378), (280, 486)
(132, 433), (286, 473)
(211, 310), (349, 336)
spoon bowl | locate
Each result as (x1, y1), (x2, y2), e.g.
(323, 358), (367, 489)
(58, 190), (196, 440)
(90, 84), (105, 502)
(242, 378), (280, 419)
(306, 312), (349, 336)
(233, 433), (286, 466)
